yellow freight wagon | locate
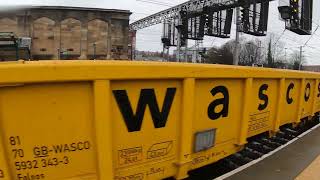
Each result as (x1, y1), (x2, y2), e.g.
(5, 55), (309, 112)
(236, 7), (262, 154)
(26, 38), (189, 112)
(0, 61), (319, 180)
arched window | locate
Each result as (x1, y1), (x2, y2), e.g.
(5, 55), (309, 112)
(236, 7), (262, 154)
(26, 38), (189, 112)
(33, 17), (55, 55)
(87, 19), (108, 57)
(60, 18), (81, 58)
(0, 18), (18, 34)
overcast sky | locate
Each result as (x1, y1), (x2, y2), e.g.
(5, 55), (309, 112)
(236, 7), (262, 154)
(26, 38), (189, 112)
(2, 0), (320, 65)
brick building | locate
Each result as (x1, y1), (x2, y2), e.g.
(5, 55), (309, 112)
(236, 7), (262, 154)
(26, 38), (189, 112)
(0, 6), (131, 60)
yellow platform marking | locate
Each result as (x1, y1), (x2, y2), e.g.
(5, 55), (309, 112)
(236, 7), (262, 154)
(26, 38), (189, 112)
(296, 155), (320, 180)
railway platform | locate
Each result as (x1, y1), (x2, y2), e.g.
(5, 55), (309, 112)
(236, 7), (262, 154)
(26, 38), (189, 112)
(224, 125), (320, 180)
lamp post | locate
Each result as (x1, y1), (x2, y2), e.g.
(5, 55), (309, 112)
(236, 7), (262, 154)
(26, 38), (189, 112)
(93, 43), (97, 60)
(57, 48), (61, 60)
(285, 48), (287, 62)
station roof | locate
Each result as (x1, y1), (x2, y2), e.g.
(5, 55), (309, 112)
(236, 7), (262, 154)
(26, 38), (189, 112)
(0, 5), (131, 14)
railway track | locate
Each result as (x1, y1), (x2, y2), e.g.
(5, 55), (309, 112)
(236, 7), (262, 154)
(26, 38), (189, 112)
(188, 115), (320, 180)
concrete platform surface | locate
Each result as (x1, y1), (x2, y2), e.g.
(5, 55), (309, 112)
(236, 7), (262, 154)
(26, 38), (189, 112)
(226, 127), (320, 180)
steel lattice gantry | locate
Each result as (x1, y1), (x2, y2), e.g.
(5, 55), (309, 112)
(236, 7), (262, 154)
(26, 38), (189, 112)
(129, 0), (277, 31)
(130, 0), (313, 50)
(129, 0), (237, 31)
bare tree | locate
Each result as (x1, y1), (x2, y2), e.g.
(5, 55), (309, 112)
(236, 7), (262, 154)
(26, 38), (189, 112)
(204, 43), (234, 65)
(265, 33), (286, 64)
(239, 39), (264, 66)
(205, 37), (263, 66)
(205, 33), (287, 68)
(288, 50), (305, 70)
